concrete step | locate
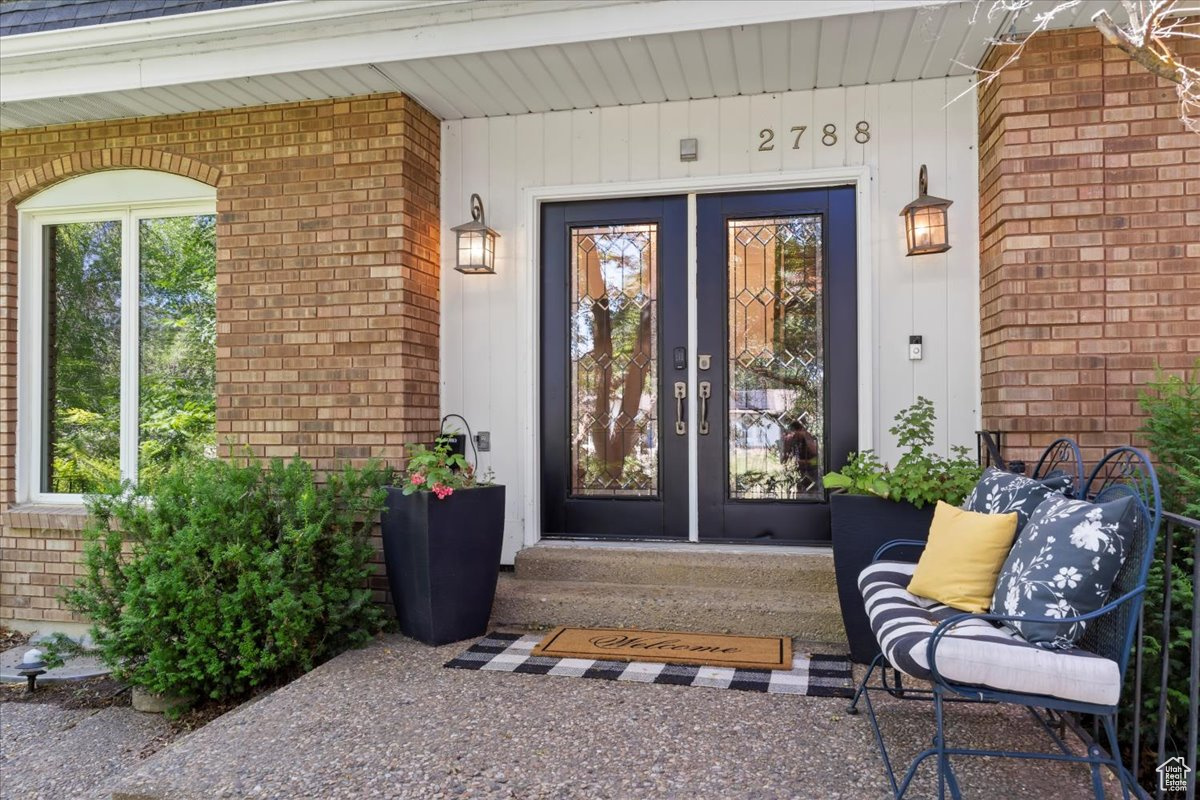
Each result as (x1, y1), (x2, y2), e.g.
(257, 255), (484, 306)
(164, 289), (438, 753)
(513, 543), (837, 593)
(490, 574), (847, 643)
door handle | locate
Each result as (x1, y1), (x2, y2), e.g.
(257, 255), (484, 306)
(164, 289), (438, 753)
(674, 381), (687, 435)
(698, 381), (711, 435)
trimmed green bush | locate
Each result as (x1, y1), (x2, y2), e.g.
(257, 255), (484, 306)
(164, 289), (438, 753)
(65, 456), (390, 705)
(1125, 362), (1199, 781)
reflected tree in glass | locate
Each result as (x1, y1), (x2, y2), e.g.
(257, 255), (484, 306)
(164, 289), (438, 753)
(569, 225), (659, 497)
(41, 215), (217, 493)
(43, 221), (122, 493)
(727, 216), (824, 500)
(138, 215), (217, 485)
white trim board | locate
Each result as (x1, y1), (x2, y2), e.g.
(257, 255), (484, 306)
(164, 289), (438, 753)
(685, 193), (699, 543)
(2, 1), (950, 102)
(519, 166), (875, 550)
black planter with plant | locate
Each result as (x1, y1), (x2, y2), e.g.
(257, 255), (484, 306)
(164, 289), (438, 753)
(381, 436), (505, 646)
(823, 397), (982, 663)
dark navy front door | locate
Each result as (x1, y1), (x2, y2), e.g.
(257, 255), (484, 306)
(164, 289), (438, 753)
(696, 187), (857, 543)
(541, 187), (857, 543)
(540, 196), (689, 539)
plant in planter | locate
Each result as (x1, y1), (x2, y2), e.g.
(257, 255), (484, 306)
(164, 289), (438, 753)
(381, 434), (505, 646)
(823, 397), (983, 662)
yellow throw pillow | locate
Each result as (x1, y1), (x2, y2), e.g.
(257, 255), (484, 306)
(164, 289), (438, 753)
(906, 501), (1019, 614)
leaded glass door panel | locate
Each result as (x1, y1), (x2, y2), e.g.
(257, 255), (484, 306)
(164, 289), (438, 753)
(541, 197), (689, 538)
(696, 188), (857, 543)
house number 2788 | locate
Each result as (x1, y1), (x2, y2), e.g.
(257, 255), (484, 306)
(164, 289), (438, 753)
(757, 121), (870, 150)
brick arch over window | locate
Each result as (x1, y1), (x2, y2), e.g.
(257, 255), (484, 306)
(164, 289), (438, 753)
(1, 149), (222, 207)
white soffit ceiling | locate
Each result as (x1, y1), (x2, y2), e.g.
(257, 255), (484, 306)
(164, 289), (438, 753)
(0, 0), (1117, 130)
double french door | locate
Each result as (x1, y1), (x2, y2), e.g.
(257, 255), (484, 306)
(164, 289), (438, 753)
(540, 188), (857, 544)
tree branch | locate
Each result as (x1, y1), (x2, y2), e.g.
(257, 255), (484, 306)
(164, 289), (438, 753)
(1094, 9), (1185, 84)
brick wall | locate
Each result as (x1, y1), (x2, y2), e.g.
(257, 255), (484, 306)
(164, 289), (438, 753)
(0, 507), (88, 624)
(0, 94), (441, 625)
(978, 29), (1200, 466)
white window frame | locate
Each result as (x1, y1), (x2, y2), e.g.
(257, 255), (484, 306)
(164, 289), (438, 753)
(17, 171), (216, 504)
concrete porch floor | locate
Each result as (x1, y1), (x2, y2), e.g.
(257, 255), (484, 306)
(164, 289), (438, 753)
(107, 633), (1119, 800)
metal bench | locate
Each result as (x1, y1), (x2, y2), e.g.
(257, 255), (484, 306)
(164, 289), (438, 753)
(847, 445), (1162, 799)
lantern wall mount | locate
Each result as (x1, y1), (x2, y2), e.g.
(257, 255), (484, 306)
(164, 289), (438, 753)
(900, 164), (952, 257)
(452, 193), (499, 274)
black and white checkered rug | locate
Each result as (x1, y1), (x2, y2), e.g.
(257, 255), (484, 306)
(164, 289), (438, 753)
(445, 632), (854, 697)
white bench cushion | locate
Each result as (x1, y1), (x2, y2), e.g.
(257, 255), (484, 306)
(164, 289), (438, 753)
(859, 560), (1121, 707)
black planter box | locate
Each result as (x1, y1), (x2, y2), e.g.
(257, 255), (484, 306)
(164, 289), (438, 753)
(381, 485), (506, 646)
(830, 494), (935, 663)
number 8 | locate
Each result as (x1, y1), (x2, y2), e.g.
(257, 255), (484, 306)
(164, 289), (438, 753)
(821, 124), (837, 146)
(855, 121), (870, 144)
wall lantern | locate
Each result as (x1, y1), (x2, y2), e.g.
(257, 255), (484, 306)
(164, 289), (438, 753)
(451, 193), (499, 274)
(900, 164), (952, 256)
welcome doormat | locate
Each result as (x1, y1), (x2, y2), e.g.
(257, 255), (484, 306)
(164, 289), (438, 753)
(445, 632), (854, 698)
(531, 626), (792, 670)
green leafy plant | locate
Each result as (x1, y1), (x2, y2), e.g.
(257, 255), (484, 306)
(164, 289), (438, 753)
(37, 632), (89, 670)
(400, 434), (492, 499)
(823, 397), (982, 507)
(64, 455), (391, 709)
(1123, 361), (1199, 784)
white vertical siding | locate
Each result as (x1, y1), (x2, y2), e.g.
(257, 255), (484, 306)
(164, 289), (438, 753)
(440, 76), (980, 562)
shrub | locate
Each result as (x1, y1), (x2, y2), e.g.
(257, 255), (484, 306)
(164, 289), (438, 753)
(1125, 362), (1199, 781)
(823, 396), (982, 507)
(65, 456), (391, 706)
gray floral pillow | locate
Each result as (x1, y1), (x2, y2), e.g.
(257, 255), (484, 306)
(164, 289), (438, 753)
(1037, 469), (1077, 496)
(991, 494), (1137, 648)
(962, 467), (1070, 532)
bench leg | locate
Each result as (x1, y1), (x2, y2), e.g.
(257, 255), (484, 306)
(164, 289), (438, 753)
(934, 687), (964, 800)
(847, 653), (883, 715)
(1099, 713), (1131, 800)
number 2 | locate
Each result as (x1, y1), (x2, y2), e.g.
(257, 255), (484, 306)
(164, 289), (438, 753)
(758, 129), (775, 151)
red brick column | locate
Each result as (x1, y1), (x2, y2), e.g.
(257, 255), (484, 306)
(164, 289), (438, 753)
(978, 29), (1200, 466)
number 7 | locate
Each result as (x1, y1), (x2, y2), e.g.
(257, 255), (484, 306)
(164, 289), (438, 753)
(791, 126), (807, 149)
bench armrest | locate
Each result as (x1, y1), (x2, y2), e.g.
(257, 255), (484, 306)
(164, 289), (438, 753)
(872, 539), (928, 563)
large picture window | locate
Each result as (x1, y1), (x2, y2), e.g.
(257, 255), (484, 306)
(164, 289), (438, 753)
(19, 171), (217, 502)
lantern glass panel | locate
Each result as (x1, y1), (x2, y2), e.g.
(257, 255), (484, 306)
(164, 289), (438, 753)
(455, 228), (496, 273)
(905, 205), (949, 255)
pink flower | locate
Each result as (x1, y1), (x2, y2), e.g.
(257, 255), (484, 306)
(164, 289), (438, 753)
(410, 473), (426, 486)
(432, 483), (454, 500)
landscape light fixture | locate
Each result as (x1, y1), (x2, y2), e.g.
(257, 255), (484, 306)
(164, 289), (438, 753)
(18, 647), (46, 693)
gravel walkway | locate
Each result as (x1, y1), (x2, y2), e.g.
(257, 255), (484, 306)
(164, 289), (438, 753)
(109, 634), (1119, 800)
(1, 703), (171, 800)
